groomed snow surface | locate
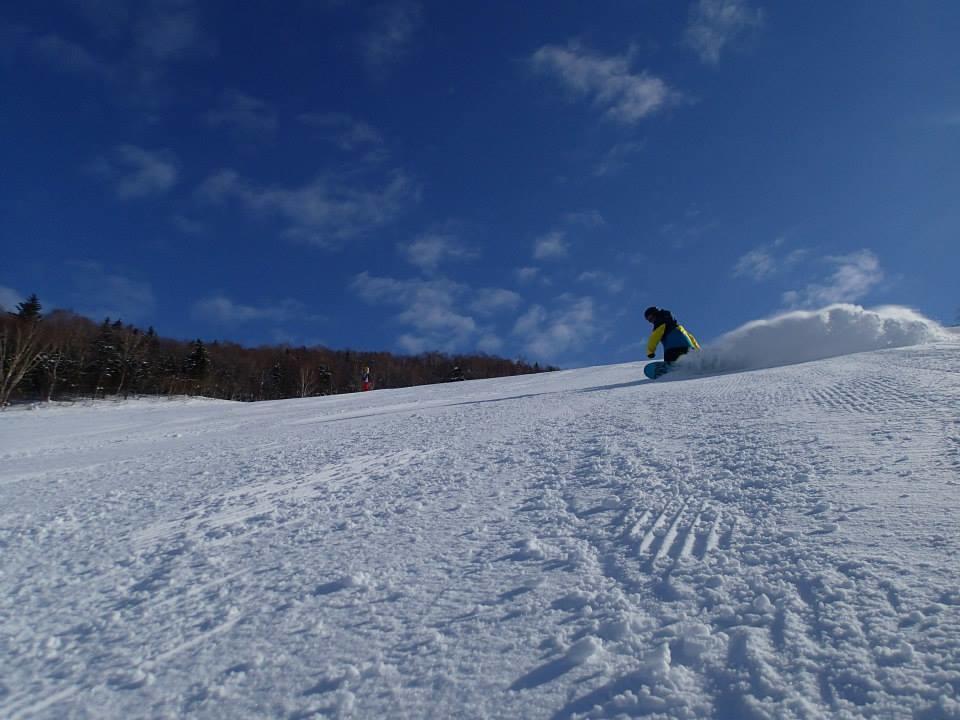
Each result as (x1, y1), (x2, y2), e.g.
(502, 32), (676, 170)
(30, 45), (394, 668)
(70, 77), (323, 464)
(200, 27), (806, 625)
(2, 305), (959, 719)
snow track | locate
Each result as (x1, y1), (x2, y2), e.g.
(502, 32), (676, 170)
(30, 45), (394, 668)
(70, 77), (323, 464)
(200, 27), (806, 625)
(1, 341), (959, 718)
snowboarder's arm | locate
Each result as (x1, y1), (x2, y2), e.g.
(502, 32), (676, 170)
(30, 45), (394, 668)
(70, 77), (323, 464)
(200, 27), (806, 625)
(646, 324), (666, 357)
(679, 325), (700, 350)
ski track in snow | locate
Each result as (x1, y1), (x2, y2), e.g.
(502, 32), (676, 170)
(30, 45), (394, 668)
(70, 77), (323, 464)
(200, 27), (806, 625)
(1, 342), (959, 719)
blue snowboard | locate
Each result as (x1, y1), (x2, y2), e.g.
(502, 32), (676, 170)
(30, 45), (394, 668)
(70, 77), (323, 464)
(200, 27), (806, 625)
(643, 361), (670, 380)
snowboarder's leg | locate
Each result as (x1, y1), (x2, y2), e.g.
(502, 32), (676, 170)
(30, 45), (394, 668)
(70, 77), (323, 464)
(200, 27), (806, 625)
(664, 346), (688, 363)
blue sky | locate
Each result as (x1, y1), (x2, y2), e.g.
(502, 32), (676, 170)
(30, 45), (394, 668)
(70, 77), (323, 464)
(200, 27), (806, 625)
(2, 1), (958, 367)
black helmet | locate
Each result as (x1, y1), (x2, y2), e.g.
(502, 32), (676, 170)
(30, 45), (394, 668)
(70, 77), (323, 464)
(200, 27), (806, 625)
(644, 306), (658, 321)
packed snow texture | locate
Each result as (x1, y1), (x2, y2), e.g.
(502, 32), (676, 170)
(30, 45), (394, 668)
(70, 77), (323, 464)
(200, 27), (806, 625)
(1, 316), (958, 719)
(678, 303), (949, 375)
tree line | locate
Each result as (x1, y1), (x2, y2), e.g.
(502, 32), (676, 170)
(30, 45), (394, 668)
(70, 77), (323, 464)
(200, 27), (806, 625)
(1, 295), (558, 406)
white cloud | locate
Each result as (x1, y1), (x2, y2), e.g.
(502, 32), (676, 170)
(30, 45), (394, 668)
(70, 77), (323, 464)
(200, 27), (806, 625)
(134, 1), (212, 62)
(0, 285), (24, 312)
(352, 272), (519, 354)
(530, 42), (673, 124)
(361, 1), (422, 69)
(401, 232), (478, 272)
(3, 2), (213, 103)
(563, 209), (606, 228)
(192, 295), (310, 323)
(396, 333), (428, 354)
(400, 302), (476, 338)
(205, 90), (277, 135)
(593, 141), (645, 177)
(65, 261), (155, 322)
(198, 169), (419, 246)
(733, 237), (807, 281)
(513, 296), (596, 360)
(685, 0), (764, 65)
(659, 206), (721, 249)
(533, 231), (569, 260)
(93, 144), (179, 199)
(476, 333), (504, 354)
(172, 214), (205, 235)
(515, 267), (542, 283)
(578, 271), (625, 294)
(352, 272), (476, 351)
(929, 111), (960, 127)
(299, 112), (384, 151)
(733, 247), (776, 281)
(0, 22), (113, 77)
(783, 250), (884, 308)
(470, 288), (522, 316)
(33, 32), (112, 76)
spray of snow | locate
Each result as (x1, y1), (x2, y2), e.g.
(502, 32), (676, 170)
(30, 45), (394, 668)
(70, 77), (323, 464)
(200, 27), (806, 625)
(680, 304), (948, 374)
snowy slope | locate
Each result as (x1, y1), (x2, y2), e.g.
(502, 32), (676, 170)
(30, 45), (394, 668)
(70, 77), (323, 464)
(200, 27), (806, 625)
(1, 312), (959, 719)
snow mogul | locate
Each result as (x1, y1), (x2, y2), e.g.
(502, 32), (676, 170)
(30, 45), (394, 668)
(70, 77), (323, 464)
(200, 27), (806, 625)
(645, 306), (700, 363)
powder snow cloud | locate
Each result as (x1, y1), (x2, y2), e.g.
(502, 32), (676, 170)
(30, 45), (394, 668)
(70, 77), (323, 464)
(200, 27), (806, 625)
(680, 304), (948, 374)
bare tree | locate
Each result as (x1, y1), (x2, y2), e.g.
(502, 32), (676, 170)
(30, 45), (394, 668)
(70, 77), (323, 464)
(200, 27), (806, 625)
(0, 296), (49, 407)
(296, 361), (318, 398)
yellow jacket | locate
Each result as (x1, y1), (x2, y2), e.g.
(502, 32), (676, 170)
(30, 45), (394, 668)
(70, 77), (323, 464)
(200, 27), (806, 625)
(646, 324), (700, 356)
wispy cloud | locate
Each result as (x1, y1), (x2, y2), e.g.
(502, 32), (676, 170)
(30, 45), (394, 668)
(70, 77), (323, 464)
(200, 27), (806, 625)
(530, 42), (674, 124)
(578, 271), (625, 294)
(782, 250), (884, 308)
(515, 267), (544, 284)
(469, 289), (522, 317)
(563, 210), (606, 228)
(513, 296), (596, 360)
(401, 232), (478, 273)
(0, 22), (113, 78)
(134, 0), (213, 62)
(205, 90), (277, 135)
(533, 231), (569, 260)
(351, 272), (519, 353)
(0, 285), (24, 312)
(172, 214), (206, 235)
(192, 295), (312, 323)
(361, 1), (422, 69)
(198, 169), (419, 246)
(593, 141), (645, 177)
(5, 2), (214, 105)
(352, 272), (478, 352)
(734, 248), (775, 281)
(299, 112), (384, 151)
(92, 144), (179, 199)
(659, 207), (720, 249)
(685, 0), (764, 65)
(733, 237), (807, 281)
(65, 261), (156, 322)
(923, 110), (960, 128)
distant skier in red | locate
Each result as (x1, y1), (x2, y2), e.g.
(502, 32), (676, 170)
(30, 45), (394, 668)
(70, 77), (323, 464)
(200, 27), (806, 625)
(361, 366), (372, 392)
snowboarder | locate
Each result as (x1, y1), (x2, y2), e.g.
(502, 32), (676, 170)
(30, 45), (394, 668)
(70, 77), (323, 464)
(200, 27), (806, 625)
(645, 306), (700, 363)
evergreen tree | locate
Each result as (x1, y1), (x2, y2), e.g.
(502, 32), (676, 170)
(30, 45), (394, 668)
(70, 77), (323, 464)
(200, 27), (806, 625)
(88, 319), (122, 396)
(184, 340), (210, 382)
(14, 294), (42, 321)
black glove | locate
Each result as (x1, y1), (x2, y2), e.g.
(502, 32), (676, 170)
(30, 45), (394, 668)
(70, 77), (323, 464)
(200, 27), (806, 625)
(647, 353), (655, 359)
